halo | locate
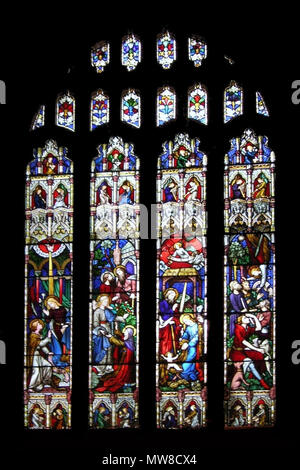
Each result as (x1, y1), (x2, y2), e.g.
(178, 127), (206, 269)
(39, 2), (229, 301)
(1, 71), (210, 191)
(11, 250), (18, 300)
(163, 288), (179, 301)
(122, 324), (136, 336)
(100, 270), (114, 283)
(95, 293), (111, 304)
(44, 295), (61, 308)
(113, 265), (126, 276)
(179, 313), (195, 325)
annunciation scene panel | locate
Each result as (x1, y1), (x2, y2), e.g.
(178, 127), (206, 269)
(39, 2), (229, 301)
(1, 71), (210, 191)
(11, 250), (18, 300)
(24, 140), (73, 429)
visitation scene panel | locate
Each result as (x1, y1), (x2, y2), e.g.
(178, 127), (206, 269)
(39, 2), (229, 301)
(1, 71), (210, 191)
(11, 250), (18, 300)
(89, 138), (140, 429)
(224, 129), (276, 428)
(24, 140), (73, 429)
(156, 133), (208, 429)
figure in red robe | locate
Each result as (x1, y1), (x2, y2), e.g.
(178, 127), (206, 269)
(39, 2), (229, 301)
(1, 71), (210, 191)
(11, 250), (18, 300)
(96, 326), (135, 392)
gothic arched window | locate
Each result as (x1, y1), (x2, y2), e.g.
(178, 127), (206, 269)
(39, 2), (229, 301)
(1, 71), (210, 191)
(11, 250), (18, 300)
(24, 28), (276, 431)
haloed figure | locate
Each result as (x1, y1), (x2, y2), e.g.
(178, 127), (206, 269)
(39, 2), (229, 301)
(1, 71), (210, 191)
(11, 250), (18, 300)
(43, 296), (70, 367)
(27, 319), (53, 392)
(33, 185), (46, 209)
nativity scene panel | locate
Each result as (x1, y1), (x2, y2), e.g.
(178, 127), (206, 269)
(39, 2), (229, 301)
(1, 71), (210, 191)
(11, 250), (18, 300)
(156, 134), (208, 428)
(24, 141), (73, 429)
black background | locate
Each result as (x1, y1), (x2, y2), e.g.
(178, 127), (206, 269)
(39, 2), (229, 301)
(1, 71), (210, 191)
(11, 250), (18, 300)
(0, 12), (299, 464)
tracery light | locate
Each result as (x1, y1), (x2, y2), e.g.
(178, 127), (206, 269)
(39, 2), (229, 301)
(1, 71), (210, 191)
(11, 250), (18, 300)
(157, 31), (176, 70)
(31, 105), (45, 130)
(188, 37), (207, 67)
(157, 87), (176, 127)
(122, 34), (141, 71)
(91, 90), (109, 130)
(121, 89), (141, 128)
(188, 84), (208, 125)
(256, 92), (269, 117)
(224, 81), (243, 123)
(91, 41), (110, 74)
(56, 92), (75, 132)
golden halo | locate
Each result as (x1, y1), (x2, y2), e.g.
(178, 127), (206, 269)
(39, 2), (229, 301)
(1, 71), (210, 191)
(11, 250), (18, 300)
(122, 325), (136, 336)
(44, 295), (61, 308)
(95, 293), (111, 304)
(180, 313), (195, 325)
(163, 288), (179, 301)
(113, 265), (126, 277)
(100, 270), (114, 283)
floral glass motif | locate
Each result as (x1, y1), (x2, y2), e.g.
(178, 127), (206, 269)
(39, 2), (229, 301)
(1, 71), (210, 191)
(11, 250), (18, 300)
(56, 92), (75, 131)
(156, 133), (208, 429)
(157, 31), (176, 70)
(157, 87), (176, 127)
(256, 92), (269, 117)
(122, 34), (141, 71)
(91, 90), (109, 130)
(188, 84), (208, 125)
(24, 140), (74, 429)
(91, 41), (110, 74)
(89, 137), (140, 429)
(121, 89), (141, 128)
(31, 105), (45, 130)
(224, 81), (243, 123)
(224, 129), (276, 429)
(188, 37), (207, 67)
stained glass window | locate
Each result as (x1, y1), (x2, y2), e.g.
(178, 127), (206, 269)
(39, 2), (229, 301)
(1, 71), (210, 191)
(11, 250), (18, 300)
(157, 31), (176, 69)
(24, 139), (73, 429)
(224, 129), (276, 428)
(156, 133), (208, 429)
(24, 30), (280, 434)
(31, 105), (45, 130)
(256, 92), (269, 117)
(91, 90), (109, 130)
(224, 81), (243, 123)
(157, 87), (176, 127)
(188, 84), (208, 125)
(56, 92), (75, 131)
(188, 37), (207, 67)
(89, 137), (140, 429)
(91, 41), (110, 73)
(122, 34), (141, 71)
(121, 89), (141, 128)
